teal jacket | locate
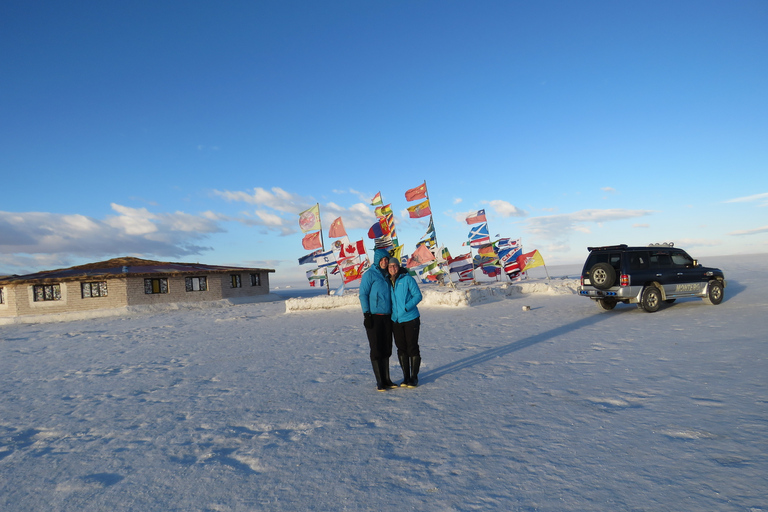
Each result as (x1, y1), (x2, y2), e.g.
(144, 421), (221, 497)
(359, 249), (392, 315)
(390, 268), (422, 323)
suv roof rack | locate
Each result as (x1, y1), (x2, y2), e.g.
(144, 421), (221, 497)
(587, 244), (628, 251)
(648, 242), (674, 247)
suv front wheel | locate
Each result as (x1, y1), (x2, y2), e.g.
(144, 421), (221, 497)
(640, 285), (662, 313)
(703, 280), (724, 305)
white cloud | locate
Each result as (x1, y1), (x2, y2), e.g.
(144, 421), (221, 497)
(728, 225), (768, 236)
(453, 198), (463, 204)
(723, 192), (768, 205)
(526, 209), (654, 239)
(483, 200), (527, 218)
(601, 187), (617, 193)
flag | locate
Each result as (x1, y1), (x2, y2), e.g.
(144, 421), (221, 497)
(473, 254), (498, 268)
(448, 253), (473, 274)
(309, 279), (325, 288)
(298, 249), (321, 265)
(518, 250), (545, 271)
(389, 244), (404, 262)
(373, 235), (394, 249)
(457, 268), (474, 282)
(306, 268), (326, 280)
(465, 209), (487, 225)
(467, 222), (490, 247)
(407, 199), (431, 219)
(338, 239), (366, 260)
(342, 262), (365, 284)
(416, 237), (436, 250)
(495, 238), (521, 251)
(314, 250), (336, 268)
(367, 217), (391, 239)
(329, 217), (347, 238)
(301, 231), (322, 250)
(298, 204), (321, 233)
(374, 204), (393, 218)
(477, 243), (496, 257)
(422, 217), (436, 240)
(407, 244), (436, 268)
(405, 182), (428, 202)
(440, 246), (452, 262)
(370, 192), (383, 206)
(482, 266), (501, 277)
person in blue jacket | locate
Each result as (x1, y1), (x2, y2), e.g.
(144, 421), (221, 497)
(359, 248), (397, 391)
(387, 257), (423, 387)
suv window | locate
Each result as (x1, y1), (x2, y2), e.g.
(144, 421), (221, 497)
(628, 252), (649, 270)
(650, 253), (672, 268)
(589, 252), (621, 269)
(671, 252), (693, 268)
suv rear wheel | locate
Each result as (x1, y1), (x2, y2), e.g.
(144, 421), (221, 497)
(640, 285), (661, 313)
(703, 280), (724, 305)
(597, 298), (617, 310)
(590, 263), (616, 290)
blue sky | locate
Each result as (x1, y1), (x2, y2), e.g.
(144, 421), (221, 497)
(2, 0), (766, 286)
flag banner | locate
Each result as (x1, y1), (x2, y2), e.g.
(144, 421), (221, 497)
(518, 250), (545, 271)
(473, 254), (498, 268)
(309, 279), (325, 288)
(367, 217), (391, 239)
(306, 268), (326, 280)
(407, 199), (431, 219)
(416, 237), (436, 250)
(504, 260), (521, 274)
(477, 243), (496, 257)
(405, 182), (428, 201)
(495, 238), (521, 251)
(329, 264), (340, 275)
(298, 204), (321, 233)
(331, 236), (351, 259)
(389, 244), (404, 262)
(499, 246), (522, 265)
(342, 262), (366, 284)
(407, 244), (436, 268)
(314, 250), (336, 268)
(422, 217), (436, 239)
(329, 216), (347, 238)
(298, 249), (321, 265)
(448, 253), (473, 273)
(374, 235), (394, 249)
(467, 222), (490, 247)
(482, 266), (501, 277)
(370, 192), (383, 206)
(457, 268), (475, 282)
(440, 246), (452, 263)
(338, 239), (366, 260)
(465, 209), (487, 225)
(301, 231), (322, 250)
(374, 204), (393, 218)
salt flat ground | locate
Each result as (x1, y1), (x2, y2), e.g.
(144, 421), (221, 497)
(1, 255), (766, 511)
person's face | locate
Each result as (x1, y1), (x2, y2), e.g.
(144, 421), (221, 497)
(379, 257), (389, 269)
(388, 263), (399, 276)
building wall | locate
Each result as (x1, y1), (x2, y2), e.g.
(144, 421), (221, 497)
(125, 271), (270, 306)
(0, 279), (130, 318)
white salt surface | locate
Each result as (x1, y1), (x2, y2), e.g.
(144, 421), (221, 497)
(1, 254), (766, 511)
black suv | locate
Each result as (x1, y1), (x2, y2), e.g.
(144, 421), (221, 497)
(579, 244), (726, 312)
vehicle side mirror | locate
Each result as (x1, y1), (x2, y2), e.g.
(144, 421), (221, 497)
(692, 259), (699, 267)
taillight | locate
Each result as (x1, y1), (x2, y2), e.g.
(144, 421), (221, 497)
(620, 274), (629, 287)
(581, 275), (584, 286)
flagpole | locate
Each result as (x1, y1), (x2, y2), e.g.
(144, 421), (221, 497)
(315, 203), (331, 295)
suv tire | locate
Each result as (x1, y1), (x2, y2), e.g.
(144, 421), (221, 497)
(597, 298), (617, 310)
(640, 285), (662, 313)
(590, 263), (616, 290)
(703, 280), (724, 305)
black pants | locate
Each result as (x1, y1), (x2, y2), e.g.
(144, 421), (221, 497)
(392, 317), (420, 357)
(365, 314), (392, 360)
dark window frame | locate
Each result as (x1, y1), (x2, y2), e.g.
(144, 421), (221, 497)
(144, 278), (169, 294)
(250, 273), (261, 287)
(185, 276), (208, 292)
(230, 274), (242, 288)
(33, 283), (62, 302)
(81, 281), (108, 298)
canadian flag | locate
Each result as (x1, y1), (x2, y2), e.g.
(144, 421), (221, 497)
(339, 239), (366, 260)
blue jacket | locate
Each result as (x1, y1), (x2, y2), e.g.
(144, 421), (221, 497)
(359, 249), (392, 315)
(390, 268), (422, 323)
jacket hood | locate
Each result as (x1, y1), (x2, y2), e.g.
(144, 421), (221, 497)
(372, 248), (390, 268)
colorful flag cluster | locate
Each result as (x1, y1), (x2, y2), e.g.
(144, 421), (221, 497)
(368, 191), (398, 250)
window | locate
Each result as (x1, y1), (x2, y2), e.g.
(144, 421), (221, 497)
(144, 278), (169, 294)
(185, 276), (207, 292)
(33, 284), (61, 301)
(629, 252), (650, 271)
(82, 281), (108, 298)
(0, 287), (4, 304)
(671, 252), (693, 268)
(650, 253), (672, 268)
(230, 274), (241, 288)
(250, 273), (260, 286)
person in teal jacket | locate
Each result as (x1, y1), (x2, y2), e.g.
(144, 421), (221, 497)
(388, 258), (423, 387)
(359, 248), (397, 391)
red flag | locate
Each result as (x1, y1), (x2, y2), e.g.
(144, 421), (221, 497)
(342, 262), (365, 284)
(367, 217), (391, 238)
(301, 231), (322, 250)
(405, 182), (427, 202)
(329, 217), (347, 238)
(339, 239), (366, 260)
(406, 244), (436, 268)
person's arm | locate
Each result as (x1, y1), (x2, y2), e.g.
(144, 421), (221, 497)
(405, 275), (423, 311)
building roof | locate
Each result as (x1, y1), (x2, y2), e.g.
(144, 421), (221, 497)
(0, 257), (275, 285)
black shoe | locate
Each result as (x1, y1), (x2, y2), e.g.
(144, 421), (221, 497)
(407, 356), (421, 388)
(381, 359), (398, 389)
(371, 359), (386, 391)
(398, 354), (411, 387)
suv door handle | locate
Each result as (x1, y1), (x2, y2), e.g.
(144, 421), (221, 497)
(656, 273), (663, 277)
(677, 272), (684, 276)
